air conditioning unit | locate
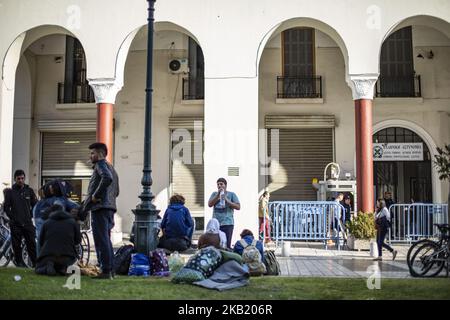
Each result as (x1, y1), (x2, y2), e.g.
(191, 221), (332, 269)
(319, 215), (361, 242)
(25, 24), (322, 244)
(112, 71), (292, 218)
(168, 58), (189, 74)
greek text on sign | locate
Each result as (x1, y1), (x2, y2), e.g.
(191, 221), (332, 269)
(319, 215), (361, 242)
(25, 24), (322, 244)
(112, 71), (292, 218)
(373, 143), (423, 161)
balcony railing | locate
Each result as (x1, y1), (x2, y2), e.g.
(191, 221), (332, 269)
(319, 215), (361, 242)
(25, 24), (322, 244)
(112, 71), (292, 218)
(57, 83), (95, 104)
(182, 77), (204, 100)
(277, 76), (322, 99)
(375, 75), (421, 98)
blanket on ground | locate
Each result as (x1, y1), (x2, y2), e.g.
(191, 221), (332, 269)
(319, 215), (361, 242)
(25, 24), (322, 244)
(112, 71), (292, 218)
(193, 260), (249, 291)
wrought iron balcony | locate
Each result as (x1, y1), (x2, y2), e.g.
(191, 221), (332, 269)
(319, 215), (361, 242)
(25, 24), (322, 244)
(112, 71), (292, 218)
(277, 76), (322, 99)
(182, 77), (204, 100)
(57, 83), (95, 104)
(375, 75), (421, 98)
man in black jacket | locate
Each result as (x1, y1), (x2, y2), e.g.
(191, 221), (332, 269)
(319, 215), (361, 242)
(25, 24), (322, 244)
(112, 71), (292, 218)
(35, 204), (81, 276)
(3, 170), (38, 267)
(85, 142), (119, 279)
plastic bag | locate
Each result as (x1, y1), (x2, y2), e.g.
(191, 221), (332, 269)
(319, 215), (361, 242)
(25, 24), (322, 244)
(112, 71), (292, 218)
(168, 251), (184, 274)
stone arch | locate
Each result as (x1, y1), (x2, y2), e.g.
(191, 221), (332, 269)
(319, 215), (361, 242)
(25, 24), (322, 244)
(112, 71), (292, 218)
(373, 119), (440, 203)
(256, 17), (350, 76)
(114, 22), (204, 89)
(377, 15), (450, 72)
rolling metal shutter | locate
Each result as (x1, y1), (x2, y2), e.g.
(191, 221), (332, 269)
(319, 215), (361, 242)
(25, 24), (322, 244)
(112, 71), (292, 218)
(41, 131), (96, 176)
(169, 118), (204, 216)
(266, 115), (334, 201)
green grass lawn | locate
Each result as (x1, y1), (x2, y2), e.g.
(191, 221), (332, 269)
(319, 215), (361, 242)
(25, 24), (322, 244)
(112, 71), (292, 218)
(1, 267), (449, 300)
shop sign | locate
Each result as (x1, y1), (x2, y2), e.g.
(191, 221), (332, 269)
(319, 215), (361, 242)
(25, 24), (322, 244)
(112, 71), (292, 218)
(373, 143), (423, 161)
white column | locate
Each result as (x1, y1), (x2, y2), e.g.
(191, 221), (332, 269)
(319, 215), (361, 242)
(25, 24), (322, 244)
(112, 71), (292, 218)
(0, 34), (25, 200)
(204, 77), (259, 245)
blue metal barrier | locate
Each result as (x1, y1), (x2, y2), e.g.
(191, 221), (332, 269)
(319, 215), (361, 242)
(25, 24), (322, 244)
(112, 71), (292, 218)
(268, 201), (344, 250)
(388, 203), (448, 243)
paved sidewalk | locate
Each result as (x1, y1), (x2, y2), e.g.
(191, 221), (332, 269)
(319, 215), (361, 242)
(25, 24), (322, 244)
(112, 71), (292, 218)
(269, 242), (411, 278)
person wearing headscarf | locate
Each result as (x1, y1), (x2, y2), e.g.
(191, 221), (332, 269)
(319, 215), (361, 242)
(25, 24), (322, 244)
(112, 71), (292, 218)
(198, 218), (227, 250)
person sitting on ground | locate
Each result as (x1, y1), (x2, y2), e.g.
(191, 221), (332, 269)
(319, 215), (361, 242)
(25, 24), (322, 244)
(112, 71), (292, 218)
(158, 194), (194, 252)
(198, 218), (227, 250)
(233, 229), (264, 258)
(33, 180), (79, 255)
(35, 203), (81, 276)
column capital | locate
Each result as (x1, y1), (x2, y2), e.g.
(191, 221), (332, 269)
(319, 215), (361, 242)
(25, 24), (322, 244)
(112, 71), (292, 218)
(88, 78), (122, 104)
(348, 74), (379, 100)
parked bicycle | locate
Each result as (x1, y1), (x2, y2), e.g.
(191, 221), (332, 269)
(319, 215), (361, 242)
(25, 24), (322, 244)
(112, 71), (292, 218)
(406, 223), (449, 277)
(0, 204), (32, 267)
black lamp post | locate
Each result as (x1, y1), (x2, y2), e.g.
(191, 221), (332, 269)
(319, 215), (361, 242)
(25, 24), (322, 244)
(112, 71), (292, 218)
(132, 0), (160, 254)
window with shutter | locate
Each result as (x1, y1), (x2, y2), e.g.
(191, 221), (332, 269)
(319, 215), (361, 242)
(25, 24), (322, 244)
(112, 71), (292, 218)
(281, 28), (317, 98)
(379, 26), (415, 97)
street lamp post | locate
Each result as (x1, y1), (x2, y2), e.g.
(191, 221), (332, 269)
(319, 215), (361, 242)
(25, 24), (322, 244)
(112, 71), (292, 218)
(132, 0), (160, 254)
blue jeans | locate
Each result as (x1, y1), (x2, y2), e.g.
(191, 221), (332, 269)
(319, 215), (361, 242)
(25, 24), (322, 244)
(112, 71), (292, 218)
(91, 209), (115, 273)
(376, 227), (394, 257)
(34, 217), (45, 256)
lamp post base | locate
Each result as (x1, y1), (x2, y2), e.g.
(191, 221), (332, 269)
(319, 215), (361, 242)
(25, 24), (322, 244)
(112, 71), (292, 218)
(132, 207), (160, 254)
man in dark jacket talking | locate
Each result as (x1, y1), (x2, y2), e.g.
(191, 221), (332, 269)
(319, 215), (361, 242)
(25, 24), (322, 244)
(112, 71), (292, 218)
(85, 142), (119, 279)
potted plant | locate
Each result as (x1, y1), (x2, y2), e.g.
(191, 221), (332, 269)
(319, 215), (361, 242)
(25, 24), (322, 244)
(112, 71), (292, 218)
(346, 212), (377, 250)
(434, 145), (450, 223)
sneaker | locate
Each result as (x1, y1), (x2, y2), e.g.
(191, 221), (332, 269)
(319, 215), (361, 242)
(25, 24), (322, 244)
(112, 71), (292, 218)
(373, 257), (382, 261)
(392, 250), (398, 261)
(46, 261), (57, 276)
(92, 272), (113, 280)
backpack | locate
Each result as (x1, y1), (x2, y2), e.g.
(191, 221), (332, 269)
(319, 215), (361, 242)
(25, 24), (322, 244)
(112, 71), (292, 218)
(240, 239), (266, 276)
(128, 253), (151, 277)
(263, 250), (280, 276)
(150, 248), (170, 277)
(113, 244), (135, 275)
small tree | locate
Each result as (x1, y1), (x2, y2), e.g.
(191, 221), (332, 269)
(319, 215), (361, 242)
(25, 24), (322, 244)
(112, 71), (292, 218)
(433, 145), (450, 222)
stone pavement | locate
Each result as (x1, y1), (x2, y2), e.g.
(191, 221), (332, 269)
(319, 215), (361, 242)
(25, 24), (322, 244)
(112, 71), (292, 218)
(269, 242), (412, 278)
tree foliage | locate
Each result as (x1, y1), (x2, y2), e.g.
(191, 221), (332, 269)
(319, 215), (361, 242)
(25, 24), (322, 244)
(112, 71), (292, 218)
(434, 145), (450, 181)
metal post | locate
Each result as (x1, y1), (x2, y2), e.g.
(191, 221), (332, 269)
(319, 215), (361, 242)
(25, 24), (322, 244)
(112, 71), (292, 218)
(132, 0), (160, 254)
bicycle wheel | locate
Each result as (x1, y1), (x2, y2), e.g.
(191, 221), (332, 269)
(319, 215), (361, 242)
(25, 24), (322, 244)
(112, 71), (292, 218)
(407, 239), (430, 269)
(408, 240), (445, 277)
(0, 247), (12, 267)
(21, 239), (34, 268)
(78, 232), (90, 265)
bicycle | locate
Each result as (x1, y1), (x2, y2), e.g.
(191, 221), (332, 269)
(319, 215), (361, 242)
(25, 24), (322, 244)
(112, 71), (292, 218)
(406, 223), (449, 277)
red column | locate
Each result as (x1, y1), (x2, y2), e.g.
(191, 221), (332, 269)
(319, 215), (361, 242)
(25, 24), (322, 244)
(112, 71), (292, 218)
(96, 103), (114, 163)
(355, 99), (374, 213)
(354, 100), (362, 213)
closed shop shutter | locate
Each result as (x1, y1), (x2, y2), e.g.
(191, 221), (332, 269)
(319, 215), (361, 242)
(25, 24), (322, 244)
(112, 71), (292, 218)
(169, 118), (204, 216)
(41, 131), (96, 176)
(268, 128), (334, 201)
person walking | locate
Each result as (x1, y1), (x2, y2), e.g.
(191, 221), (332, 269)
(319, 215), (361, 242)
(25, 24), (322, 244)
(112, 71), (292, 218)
(208, 178), (240, 249)
(258, 191), (272, 244)
(85, 142), (119, 279)
(374, 199), (397, 261)
(2, 170), (38, 267)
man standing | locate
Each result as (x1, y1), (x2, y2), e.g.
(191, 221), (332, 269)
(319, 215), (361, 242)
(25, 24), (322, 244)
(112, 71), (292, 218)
(85, 142), (119, 279)
(208, 178), (240, 249)
(384, 191), (395, 209)
(3, 170), (38, 267)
